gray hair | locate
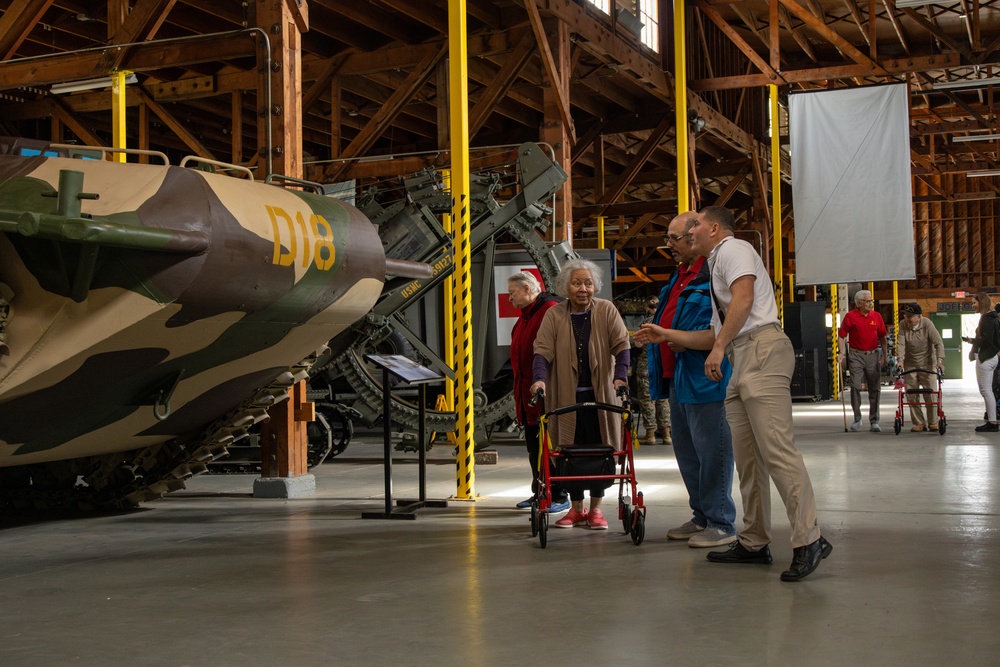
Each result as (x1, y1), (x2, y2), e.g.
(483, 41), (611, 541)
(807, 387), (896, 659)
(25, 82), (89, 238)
(854, 289), (872, 305)
(507, 271), (541, 295)
(553, 259), (603, 297)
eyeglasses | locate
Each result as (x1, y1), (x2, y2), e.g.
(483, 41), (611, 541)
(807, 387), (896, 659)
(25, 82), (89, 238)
(666, 233), (690, 242)
(859, 299), (873, 304)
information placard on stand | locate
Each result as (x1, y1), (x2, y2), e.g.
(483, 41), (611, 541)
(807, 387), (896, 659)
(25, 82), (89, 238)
(362, 354), (448, 520)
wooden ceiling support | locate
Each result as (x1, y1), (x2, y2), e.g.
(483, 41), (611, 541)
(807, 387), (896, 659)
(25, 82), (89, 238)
(526, 1), (576, 142)
(778, 0), (890, 75)
(699, 1), (785, 84)
(319, 42), (447, 183)
(0, 0), (54, 60)
(135, 87), (214, 158)
(469, 32), (535, 138)
(257, 0), (305, 178)
(593, 114), (674, 219)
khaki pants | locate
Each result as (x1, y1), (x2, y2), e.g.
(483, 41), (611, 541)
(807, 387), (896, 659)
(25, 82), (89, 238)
(904, 370), (938, 427)
(725, 324), (821, 550)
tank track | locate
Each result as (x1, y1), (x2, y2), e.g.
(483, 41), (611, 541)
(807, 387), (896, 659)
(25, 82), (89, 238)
(0, 350), (324, 511)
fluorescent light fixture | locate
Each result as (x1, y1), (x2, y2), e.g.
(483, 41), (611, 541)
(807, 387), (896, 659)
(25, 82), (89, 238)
(894, 0), (941, 8)
(966, 170), (1000, 177)
(931, 76), (1000, 91)
(50, 73), (137, 95)
(953, 134), (1000, 143)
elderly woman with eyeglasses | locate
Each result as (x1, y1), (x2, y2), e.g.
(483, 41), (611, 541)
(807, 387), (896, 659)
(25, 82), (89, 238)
(529, 259), (630, 530)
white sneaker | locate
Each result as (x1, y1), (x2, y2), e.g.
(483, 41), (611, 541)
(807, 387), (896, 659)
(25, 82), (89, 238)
(849, 420), (862, 432)
(870, 423), (882, 432)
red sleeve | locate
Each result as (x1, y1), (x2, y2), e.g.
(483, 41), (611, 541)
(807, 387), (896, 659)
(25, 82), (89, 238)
(838, 311), (851, 339)
(876, 312), (887, 337)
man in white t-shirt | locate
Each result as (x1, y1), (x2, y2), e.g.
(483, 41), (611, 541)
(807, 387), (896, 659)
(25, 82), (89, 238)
(687, 205), (832, 582)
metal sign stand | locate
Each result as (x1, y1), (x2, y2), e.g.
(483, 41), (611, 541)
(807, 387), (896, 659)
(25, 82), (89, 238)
(362, 354), (448, 520)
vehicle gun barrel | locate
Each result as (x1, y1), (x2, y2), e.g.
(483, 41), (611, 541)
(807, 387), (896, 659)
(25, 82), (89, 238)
(384, 257), (434, 279)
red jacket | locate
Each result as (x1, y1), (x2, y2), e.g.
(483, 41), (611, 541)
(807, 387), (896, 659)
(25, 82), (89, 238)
(510, 293), (559, 426)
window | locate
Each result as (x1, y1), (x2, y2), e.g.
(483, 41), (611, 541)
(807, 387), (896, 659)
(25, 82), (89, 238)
(637, 0), (659, 52)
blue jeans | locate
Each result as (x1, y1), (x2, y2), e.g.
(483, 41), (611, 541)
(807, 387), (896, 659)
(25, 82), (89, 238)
(668, 380), (737, 533)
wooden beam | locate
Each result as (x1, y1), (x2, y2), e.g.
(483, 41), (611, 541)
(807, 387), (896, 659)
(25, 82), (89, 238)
(594, 114), (673, 217)
(50, 99), (105, 146)
(284, 0), (310, 33)
(0, 0), (55, 60)
(0, 32), (257, 90)
(895, 3), (974, 62)
(97, 0), (179, 72)
(319, 42), (447, 182)
(698, 1), (784, 84)
(777, 0), (889, 75)
(526, 1), (575, 142)
(881, 0), (911, 56)
(691, 53), (959, 91)
(135, 87), (214, 158)
(468, 32), (534, 137)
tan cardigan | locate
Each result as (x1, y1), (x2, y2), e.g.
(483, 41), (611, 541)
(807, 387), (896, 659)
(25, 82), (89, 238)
(533, 297), (630, 449)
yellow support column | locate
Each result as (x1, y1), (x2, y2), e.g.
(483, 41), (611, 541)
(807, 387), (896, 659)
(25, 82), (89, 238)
(111, 71), (129, 163)
(674, 0), (689, 214)
(597, 215), (605, 249)
(448, 0), (475, 500)
(893, 281), (899, 358)
(769, 84), (782, 323)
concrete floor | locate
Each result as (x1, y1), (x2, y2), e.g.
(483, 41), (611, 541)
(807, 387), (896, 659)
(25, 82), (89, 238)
(2, 382), (998, 666)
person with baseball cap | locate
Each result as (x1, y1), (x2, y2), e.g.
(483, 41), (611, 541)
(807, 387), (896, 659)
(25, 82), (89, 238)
(898, 303), (945, 432)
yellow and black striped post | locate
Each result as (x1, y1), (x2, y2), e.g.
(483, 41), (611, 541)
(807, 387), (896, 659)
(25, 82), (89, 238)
(449, 0), (475, 499)
(831, 283), (840, 400)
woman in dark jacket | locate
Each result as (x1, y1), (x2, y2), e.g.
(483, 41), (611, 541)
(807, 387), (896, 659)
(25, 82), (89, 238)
(964, 292), (1000, 432)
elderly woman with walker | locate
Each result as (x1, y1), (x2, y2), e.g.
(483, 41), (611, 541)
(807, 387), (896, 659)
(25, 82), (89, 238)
(529, 259), (630, 530)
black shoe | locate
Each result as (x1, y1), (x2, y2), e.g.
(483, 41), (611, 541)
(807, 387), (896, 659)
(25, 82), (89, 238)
(780, 536), (832, 582)
(975, 422), (999, 432)
(706, 541), (773, 564)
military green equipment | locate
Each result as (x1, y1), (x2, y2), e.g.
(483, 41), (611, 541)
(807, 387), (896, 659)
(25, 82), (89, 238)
(0, 138), (419, 509)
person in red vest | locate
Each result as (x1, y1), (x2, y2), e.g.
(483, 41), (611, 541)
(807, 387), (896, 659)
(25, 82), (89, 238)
(508, 272), (569, 513)
(837, 290), (888, 432)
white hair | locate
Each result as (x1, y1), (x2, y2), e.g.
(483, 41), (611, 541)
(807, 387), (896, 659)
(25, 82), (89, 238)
(553, 259), (603, 296)
(507, 271), (541, 295)
(855, 290), (872, 305)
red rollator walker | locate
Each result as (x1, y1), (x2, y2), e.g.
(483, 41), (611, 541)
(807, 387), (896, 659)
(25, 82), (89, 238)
(893, 368), (947, 435)
(529, 386), (646, 548)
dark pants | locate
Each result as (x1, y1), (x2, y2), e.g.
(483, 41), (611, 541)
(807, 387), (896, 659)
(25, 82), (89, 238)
(567, 389), (606, 501)
(525, 423), (565, 499)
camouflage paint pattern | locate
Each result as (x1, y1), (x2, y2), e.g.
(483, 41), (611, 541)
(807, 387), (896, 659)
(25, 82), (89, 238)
(0, 155), (385, 466)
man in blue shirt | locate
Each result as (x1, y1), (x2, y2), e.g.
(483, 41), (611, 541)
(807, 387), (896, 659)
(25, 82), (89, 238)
(634, 212), (737, 548)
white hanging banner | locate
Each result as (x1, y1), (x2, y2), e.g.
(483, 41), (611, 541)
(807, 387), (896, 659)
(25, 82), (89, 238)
(789, 84), (915, 285)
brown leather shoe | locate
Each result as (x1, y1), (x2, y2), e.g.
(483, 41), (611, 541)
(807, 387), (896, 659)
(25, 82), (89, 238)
(928, 424), (939, 432)
(911, 425), (926, 432)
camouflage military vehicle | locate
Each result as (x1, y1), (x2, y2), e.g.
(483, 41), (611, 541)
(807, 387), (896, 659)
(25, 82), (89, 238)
(0, 138), (400, 510)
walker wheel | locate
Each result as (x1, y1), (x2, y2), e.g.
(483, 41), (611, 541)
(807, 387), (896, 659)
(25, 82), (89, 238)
(630, 511), (645, 546)
(938, 418), (946, 435)
(538, 512), (548, 548)
(530, 501), (539, 537)
(894, 417), (902, 435)
(620, 501), (632, 534)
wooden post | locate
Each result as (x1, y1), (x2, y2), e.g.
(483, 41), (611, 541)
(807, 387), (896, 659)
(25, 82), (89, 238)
(254, 380), (317, 498)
